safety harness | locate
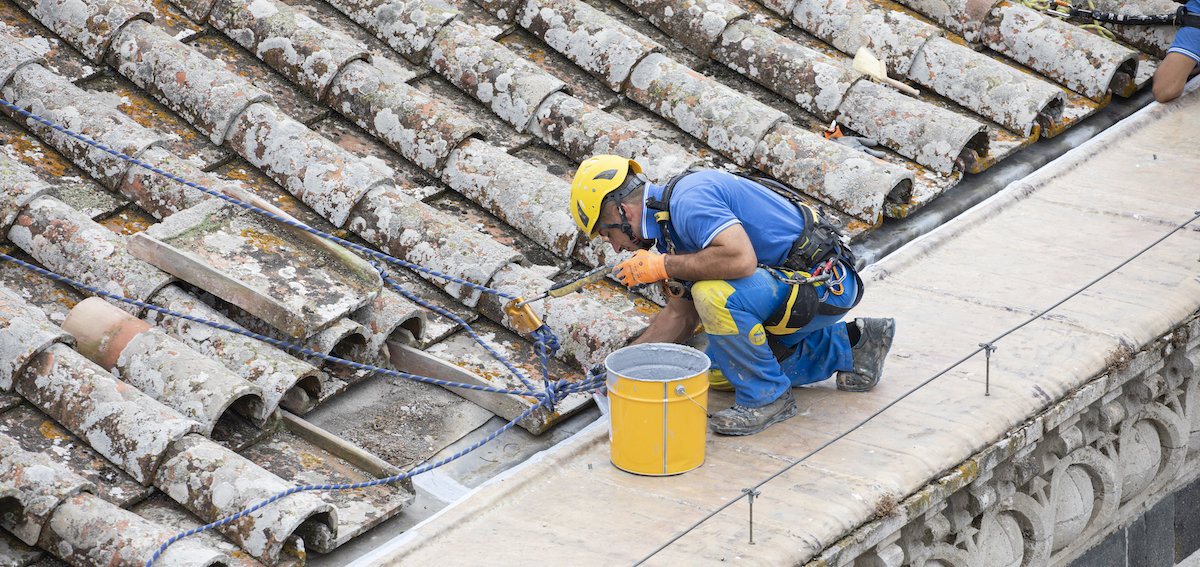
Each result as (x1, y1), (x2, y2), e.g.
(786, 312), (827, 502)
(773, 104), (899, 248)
(645, 170), (862, 335)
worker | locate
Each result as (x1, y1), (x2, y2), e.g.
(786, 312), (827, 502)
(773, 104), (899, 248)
(570, 155), (895, 436)
(1152, 0), (1200, 102)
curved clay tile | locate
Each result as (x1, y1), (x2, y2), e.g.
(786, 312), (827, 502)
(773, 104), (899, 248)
(625, 53), (787, 165)
(3, 63), (159, 189)
(619, 0), (748, 59)
(10, 0), (151, 63)
(439, 138), (581, 258)
(517, 0), (664, 91)
(7, 196), (176, 316)
(979, 3), (1138, 101)
(324, 60), (484, 172)
(325, 0), (460, 64)
(429, 20), (567, 133)
(1091, 0), (1179, 58)
(207, 0), (372, 99)
(40, 492), (230, 567)
(528, 93), (699, 184)
(0, 153), (53, 240)
(146, 284), (322, 418)
(63, 297), (269, 432)
(226, 103), (392, 228)
(15, 344), (203, 485)
(106, 20), (274, 146)
(349, 286), (427, 367)
(154, 433), (338, 565)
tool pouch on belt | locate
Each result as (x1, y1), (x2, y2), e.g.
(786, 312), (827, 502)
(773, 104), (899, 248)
(762, 267), (864, 335)
(782, 203), (855, 272)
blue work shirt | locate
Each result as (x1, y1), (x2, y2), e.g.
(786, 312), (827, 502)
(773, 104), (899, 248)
(638, 170), (804, 267)
(1170, 0), (1200, 65)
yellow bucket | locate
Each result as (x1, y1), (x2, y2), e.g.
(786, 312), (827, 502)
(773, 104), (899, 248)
(606, 343), (710, 476)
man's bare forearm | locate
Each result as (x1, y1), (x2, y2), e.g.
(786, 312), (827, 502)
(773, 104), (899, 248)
(632, 298), (701, 345)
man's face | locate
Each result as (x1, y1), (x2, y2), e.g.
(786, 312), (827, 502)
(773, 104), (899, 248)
(596, 203), (641, 253)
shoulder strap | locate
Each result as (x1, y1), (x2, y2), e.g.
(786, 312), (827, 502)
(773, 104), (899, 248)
(646, 170), (696, 255)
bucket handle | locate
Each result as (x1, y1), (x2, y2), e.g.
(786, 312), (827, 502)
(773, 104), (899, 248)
(675, 385), (712, 418)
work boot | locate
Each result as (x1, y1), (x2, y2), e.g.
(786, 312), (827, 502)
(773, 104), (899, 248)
(710, 389), (798, 435)
(836, 318), (895, 392)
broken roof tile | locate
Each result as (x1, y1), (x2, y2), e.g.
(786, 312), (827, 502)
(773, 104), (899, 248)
(0, 431), (93, 546)
(0, 285), (73, 392)
(0, 248), (79, 324)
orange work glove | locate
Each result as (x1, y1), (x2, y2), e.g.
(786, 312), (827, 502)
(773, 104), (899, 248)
(613, 250), (669, 287)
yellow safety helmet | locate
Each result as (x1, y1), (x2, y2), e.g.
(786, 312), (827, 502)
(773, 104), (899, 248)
(570, 155), (643, 238)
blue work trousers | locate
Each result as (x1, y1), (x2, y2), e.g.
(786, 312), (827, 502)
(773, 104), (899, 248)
(692, 266), (858, 407)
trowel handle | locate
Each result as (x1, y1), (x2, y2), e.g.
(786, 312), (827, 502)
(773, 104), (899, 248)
(881, 76), (920, 96)
(546, 264), (616, 298)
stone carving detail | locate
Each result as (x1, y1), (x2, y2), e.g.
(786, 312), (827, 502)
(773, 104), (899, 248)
(811, 318), (1200, 567)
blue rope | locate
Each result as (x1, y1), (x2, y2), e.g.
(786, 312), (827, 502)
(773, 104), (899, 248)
(144, 399), (548, 566)
(0, 99), (604, 563)
(0, 252), (579, 398)
(0, 96), (563, 392)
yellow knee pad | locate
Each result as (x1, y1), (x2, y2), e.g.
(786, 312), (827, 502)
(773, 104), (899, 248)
(708, 369), (735, 391)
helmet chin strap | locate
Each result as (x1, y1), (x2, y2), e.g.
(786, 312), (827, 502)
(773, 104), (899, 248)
(614, 202), (656, 250)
